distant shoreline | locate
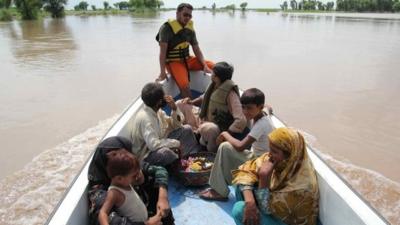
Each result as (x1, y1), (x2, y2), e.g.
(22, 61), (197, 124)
(2, 8), (400, 21)
(63, 9), (400, 21)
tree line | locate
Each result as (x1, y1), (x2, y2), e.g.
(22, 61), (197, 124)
(73, 0), (163, 11)
(0, 0), (164, 21)
(336, 0), (400, 12)
(281, 0), (336, 11)
(208, 2), (249, 11)
(0, 0), (67, 19)
(280, 0), (400, 11)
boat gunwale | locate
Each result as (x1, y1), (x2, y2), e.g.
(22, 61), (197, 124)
(271, 115), (389, 225)
(307, 144), (390, 225)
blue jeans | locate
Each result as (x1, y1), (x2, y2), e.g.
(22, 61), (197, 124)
(231, 187), (286, 225)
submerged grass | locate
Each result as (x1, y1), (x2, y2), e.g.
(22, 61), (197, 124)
(254, 8), (281, 12)
(282, 9), (335, 13)
(0, 8), (19, 21)
(65, 9), (131, 16)
(65, 8), (162, 16)
(0, 9), (13, 21)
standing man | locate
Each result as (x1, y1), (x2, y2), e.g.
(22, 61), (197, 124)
(156, 3), (214, 98)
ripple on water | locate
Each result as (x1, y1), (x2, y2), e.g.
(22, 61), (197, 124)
(301, 129), (400, 225)
(0, 115), (118, 225)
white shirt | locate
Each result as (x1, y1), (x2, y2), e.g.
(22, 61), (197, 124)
(130, 105), (184, 160)
(248, 115), (274, 157)
(109, 185), (148, 222)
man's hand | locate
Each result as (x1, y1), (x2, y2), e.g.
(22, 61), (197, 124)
(156, 71), (167, 82)
(164, 95), (177, 111)
(243, 201), (260, 225)
(265, 104), (273, 115)
(203, 64), (212, 74)
(171, 146), (181, 159)
(181, 97), (193, 105)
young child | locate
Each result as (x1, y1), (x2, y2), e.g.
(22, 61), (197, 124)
(199, 88), (274, 201)
(98, 151), (162, 225)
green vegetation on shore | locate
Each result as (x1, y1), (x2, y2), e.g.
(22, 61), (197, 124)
(279, 0), (335, 11)
(199, 2), (279, 12)
(336, 0), (400, 12)
(0, 0), (165, 21)
(280, 0), (400, 12)
(2, 0), (400, 22)
(0, 8), (14, 20)
(65, 9), (134, 16)
(0, 1), (255, 21)
(255, 8), (281, 12)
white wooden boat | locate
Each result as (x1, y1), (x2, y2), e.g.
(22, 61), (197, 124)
(45, 71), (389, 225)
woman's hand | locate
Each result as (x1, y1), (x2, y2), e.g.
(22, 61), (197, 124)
(258, 159), (274, 177)
(157, 197), (170, 218)
(157, 186), (170, 218)
(243, 201), (260, 225)
(145, 211), (162, 225)
(258, 159), (275, 189)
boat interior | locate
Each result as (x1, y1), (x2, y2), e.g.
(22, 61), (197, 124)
(117, 74), (316, 225)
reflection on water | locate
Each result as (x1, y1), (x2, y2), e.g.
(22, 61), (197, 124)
(240, 11), (247, 19)
(4, 19), (76, 71)
(130, 11), (161, 18)
(0, 12), (399, 225)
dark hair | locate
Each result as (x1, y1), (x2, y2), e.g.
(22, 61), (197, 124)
(106, 151), (139, 178)
(177, 3), (193, 12)
(213, 62), (234, 83)
(240, 88), (265, 106)
(141, 82), (164, 107)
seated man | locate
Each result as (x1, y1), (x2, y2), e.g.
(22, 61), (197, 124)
(177, 62), (247, 152)
(156, 3), (214, 98)
(130, 82), (201, 166)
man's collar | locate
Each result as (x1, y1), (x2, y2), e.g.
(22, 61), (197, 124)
(143, 105), (158, 117)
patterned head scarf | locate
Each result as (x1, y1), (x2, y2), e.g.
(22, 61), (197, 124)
(268, 127), (307, 192)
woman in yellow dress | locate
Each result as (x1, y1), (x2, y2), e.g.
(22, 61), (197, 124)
(231, 127), (319, 225)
